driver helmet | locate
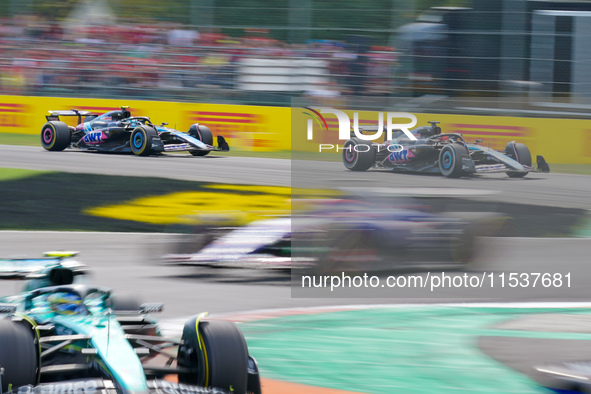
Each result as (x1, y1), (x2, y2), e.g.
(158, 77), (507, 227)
(47, 292), (86, 315)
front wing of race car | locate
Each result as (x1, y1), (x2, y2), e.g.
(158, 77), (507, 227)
(159, 130), (230, 154)
(6, 378), (234, 394)
(469, 145), (551, 175)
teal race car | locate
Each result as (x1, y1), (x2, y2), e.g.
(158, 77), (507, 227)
(0, 252), (261, 394)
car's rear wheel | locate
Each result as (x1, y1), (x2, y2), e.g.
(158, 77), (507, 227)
(504, 142), (531, 178)
(189, 124), (213, 156)
(178, 318), (249, 394)
(130, 126), (157, 156)
(0, 319), (38, 392)
(438, 144), (466, 178)
(342, 138), (376, 171)
(41, 121), (71, 151)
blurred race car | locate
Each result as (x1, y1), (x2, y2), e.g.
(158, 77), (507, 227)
(164, 218), (297, 270)
(343, 121), (550, 178)
(0, 251), (261, 394)
(163, 194), (511, 273)
(41, 107), (229, 156)
(537, 361), (591, 393)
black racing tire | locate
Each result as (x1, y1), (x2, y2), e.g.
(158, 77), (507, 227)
(130, 126), (157, 156)
(438, 143), (466, 178)
(41, 121), (71, 151)
(189, 124), (213, 156)
(178, 319), (249, 394)
(504, 142), (531, 178)
(342, 138), (376, 171)
(0, 319), (38, 392)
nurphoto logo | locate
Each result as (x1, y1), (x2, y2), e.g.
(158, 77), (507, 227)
(304, 107), (418, 142)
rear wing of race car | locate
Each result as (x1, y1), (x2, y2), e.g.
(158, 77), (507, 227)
(46, 109), (97, 124)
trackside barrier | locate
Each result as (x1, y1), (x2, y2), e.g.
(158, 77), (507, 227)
(0, 95), (290, 152)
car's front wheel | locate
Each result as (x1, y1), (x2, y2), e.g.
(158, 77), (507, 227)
(130, 126), (158, 156)
(0, 319), (39, 392)
(438, 144), (467, 178)
(178, 318), (250, 394)
(504, 142), (531, 178)
(188, 124), (213, 156)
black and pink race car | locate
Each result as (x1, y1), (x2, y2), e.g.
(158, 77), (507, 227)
(41, 106), (229, 156)
(343, 121), (550, 178)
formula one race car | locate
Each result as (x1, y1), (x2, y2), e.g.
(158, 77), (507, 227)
(41, 107), (229, 156)
(0, 251), (261, 394)
(342, 121), (550, 178)
(163, 192), (513, 274)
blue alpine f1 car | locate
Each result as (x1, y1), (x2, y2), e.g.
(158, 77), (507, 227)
(0, 252), (260, 394)
(41, 107), (229, 156)
(343, 121), (550, 178)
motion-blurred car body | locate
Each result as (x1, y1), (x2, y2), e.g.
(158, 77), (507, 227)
(163, 197), (510, 273)
(343, 121), (550, 178)
(0, 251), (261, 394)
(165, 218), (294, 270)
(41, 107), (229, 156)
(538, 361), (591, 393)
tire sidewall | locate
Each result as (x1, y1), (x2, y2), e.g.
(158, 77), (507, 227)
(439, 145), (458, 177)
(130, 127), (151, 156)
(195, 125), (214, 145)
(189, 125), (213, 156)
(505, 142), (532, 177)
(0, 319), (38, 391)
(505, 142), (532, 167)
(41, 121), (70, 151)
(178, 318), (248, 393)
(342, 139), (360, 169)
(41, 123), (57, 150)
(342, 139), (375, 171)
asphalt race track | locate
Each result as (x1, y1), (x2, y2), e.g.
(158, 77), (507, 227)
(1, 144), (590, 310)
(0, 231), (590, 319)
(1, 145), (591, 209)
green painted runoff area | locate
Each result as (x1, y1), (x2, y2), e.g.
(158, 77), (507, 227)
(0, 168), (49, 181)
(239, 306), (591, 393)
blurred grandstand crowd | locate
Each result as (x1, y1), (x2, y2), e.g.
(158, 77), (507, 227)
(0, 14), (398, 104)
